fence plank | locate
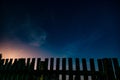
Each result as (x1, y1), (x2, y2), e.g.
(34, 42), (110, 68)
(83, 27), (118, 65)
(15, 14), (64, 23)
(4, 59), (9, 70)
(39, 61), (45, 80)
(30, 58), (35, 70)
(44, 58), (49, 80)
(82, 58), (88, 80)
(102, 58), (116, 80)
(12, 59), (18, 70)
(62, 58), (66, 80)
(50, 58), (54, 71)
(18, 58), (26, 70)
(56, 58), (60, 80)
(8, 59), (13, 70)
(90, 58), (96, 80)
(50, 58), (55, 80)
(26, 58), (31, 70)
(97, 59), (105, 80)
(36, 58), (41, 70)
(45, 58), (49, 71)
(75, 58), (80, 80)
(7, 59), (13, 80)
(56, 58), (60, 71)
(0, 59), (5, 80)
(112, 58), (120, 80)
(68, 58), (73, 80)
(12, 59), (18, 80)
(102, 58), (109, 80)
(36, 58), (41, 80)
(108, 58), (116, 80)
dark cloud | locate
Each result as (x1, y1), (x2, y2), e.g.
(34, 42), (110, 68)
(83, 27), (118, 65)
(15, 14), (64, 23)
(1, 16), (47, 47)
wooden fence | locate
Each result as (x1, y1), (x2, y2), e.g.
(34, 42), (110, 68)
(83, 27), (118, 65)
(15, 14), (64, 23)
(0, 54), (120, 80)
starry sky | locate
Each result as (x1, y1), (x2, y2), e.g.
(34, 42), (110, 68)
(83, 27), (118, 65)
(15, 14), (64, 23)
(0, 0), (120, 59)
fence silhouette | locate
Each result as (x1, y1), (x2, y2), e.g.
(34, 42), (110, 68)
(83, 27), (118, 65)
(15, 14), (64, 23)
(0, 54), (120, 80)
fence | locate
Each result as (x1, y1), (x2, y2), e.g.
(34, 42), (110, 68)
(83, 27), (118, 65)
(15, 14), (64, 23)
(0, 54), (120, 80)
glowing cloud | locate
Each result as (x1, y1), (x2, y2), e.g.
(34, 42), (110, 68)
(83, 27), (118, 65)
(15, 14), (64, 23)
(0, 40), (51, 60)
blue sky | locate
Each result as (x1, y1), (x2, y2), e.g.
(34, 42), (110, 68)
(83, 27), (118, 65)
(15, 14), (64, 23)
(0, 0), (120, 59)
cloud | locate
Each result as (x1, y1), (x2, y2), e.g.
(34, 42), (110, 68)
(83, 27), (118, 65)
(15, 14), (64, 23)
(2, 17), (47, 47)
(29, 31), (47, 47)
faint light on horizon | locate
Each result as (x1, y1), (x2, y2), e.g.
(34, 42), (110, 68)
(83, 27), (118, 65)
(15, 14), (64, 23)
(0, 41), (50, 60)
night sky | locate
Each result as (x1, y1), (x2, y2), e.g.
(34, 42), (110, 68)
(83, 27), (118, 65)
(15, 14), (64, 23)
(0, 0), (120, 59)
